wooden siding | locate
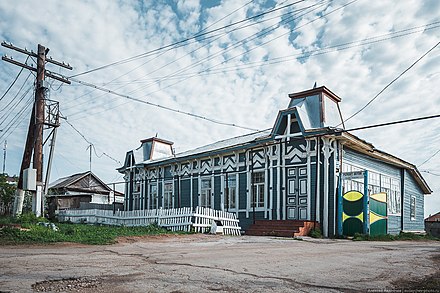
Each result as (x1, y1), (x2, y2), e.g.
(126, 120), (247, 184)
(403, 170), (424, 231)
(388, 215), (401, 235)
(343, 148), (400, 177)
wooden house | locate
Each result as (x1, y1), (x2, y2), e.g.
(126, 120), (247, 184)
(118, 86), (431, 237)
(47, 171), (124, 216)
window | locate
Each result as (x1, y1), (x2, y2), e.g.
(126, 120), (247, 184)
(224, 176), (236, 210)
(149, 184), (158, 210)
(389, 178), (401, 214)
(368, 172), (380, 195)
(163, 182), (173, 209)
(410, 196), (416, 220)
(251, 172), (265, 208)
(200, 178), (212, 208)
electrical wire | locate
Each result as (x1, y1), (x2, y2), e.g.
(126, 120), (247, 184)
(83, 21), (440, 87)
(64, 1), (331, 120)
(0, 56), (29, 102)
(62, 1), (326, 113)
(418, 149), (440, 168)
(61, 115), (123, 165)
(69, 78), (259, 131)
(340, 40), (440, 125)
(69, 0), (308, 78)
(420, 170), (440, 176)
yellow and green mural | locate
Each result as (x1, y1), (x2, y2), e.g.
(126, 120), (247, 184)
(369, 192), (387, 236)
(342, 191), (364, 236)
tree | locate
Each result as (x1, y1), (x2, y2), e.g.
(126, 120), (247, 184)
(0, 174), (17, 215)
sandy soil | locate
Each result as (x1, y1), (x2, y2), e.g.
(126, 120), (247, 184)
(0, 235), (439, 292)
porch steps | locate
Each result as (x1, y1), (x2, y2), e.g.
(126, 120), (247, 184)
(245, 220), (317, 237)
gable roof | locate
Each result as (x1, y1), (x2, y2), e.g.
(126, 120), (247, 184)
(425, 212), (440, 222)
(338, 132), (431, 194)
(49, 171), (112, 193)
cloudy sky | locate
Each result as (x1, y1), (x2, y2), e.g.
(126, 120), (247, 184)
(0, 0), (439, 216)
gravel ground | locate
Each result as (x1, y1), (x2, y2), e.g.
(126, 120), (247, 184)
(0, 234), (439, 293)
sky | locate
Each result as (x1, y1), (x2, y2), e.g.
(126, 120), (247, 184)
(0, 0), (439, 217)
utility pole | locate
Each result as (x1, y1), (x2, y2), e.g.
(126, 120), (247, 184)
(2, 140), (6, 174)
(1, 41), (72, 216)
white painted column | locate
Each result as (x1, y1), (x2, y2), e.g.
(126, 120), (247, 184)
(276, 144), (281, 220)
(316, 138), (321, 223)
(268, 146), (274, 220)
(189, 171), (193, 211)
(220, 174), (225, 211)
(246, 150), (250, 218)
(322, 137), (331, 238)
(281, 141), (286, 220)
(306, 140), (312, 220)
(264, 151), (269, 219)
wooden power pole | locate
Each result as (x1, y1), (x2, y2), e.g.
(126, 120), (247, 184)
(1, 41), (72, 216)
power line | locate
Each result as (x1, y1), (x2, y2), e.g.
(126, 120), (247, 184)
(0, 56), (29, 102)
(418, 149), (440, 168)
(65, 0), (326, 113)
(69, 78), (259, 131)
(341, 40), (440, 125)
(61, 115), (123, 165)
(65, 1), (332, 120)
(69, 0), (308, 78)
(78, 21), (439, 88)
(420, 170), (440, 176)
(120, 1), (331, 99)
(338, 114), (440, 133)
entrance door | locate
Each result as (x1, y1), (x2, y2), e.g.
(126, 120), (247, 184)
(286, 166), (308, 220)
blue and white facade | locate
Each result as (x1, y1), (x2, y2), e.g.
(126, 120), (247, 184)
(118, 86), (431, 237)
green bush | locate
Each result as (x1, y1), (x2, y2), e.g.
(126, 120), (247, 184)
(308, 227), (322, 238)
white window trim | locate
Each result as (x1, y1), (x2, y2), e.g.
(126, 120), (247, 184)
(410, 195), (416, 221)
(199, 176), (213, 208)
(249, 169), (266, 211)
(342, 161), (402, 216)
(163, 181), (173, 209)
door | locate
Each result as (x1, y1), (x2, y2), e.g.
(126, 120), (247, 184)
(286, 166), (308, 220)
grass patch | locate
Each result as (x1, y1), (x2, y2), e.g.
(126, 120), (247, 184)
(352, 232), (439, 241)
(0, 215), (187, 245)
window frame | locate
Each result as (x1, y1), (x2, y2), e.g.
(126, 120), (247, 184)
(251, 171), (265, 209)
(410, 195), (416, 220)
(224, 175), (237, 210)
(149, 183), (158, 210)
(163, 181), (173, 209)
(200, 177), (212, 208)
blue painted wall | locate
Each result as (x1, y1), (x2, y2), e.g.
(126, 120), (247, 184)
(403, 170), (425, 231)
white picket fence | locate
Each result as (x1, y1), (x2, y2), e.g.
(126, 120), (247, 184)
(58, 206), (241, 235)
(193, 206), (241, 236)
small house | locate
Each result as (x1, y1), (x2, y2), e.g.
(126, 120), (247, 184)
(47, 171), (123, 216)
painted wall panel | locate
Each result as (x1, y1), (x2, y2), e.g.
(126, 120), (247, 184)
(239, 172), (247, 210)
(180, 179), (191, 208)
(388, 215), (401, 235)
(403, 170), (424, 231)
(214, 176), (221, 210)
(343, 149), (400, 178)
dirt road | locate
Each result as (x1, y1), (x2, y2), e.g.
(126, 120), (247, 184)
(0, 235), (439, 292)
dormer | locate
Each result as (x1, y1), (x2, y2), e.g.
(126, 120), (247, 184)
(288, 86), (344, 129)
(140, 137), (174, 161)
